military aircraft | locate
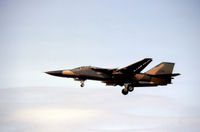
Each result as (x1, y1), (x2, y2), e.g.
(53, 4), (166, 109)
(45, 58), (180, 95)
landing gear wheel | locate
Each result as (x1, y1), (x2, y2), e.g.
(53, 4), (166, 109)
(80, 81), (85, 87)
(80, 83), (84, 87)
(127, 86), (134, 92)
(122, 88), (128, 95)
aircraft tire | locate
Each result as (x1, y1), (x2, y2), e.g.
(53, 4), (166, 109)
(122, 88), (128, 95)
(128, 86), (134, 92)
(81, 83), (84, 87)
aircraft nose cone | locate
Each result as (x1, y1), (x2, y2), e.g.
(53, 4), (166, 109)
(45, 70), (63, 76)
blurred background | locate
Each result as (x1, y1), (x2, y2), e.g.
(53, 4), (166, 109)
(0, 0), (200, 131)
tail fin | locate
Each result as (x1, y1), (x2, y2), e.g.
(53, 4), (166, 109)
(145, 62), (174, 75)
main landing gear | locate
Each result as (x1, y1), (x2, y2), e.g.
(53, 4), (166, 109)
(122, 84), (134, 95)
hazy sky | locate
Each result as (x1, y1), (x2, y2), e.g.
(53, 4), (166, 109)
(0, 0), (200, 132)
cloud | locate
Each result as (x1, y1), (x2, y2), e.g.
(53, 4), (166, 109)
(13, 107), (102, 124)
(0, 87), (200, 132)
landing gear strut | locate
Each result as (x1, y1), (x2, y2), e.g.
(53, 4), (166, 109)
(80, 80), (85, 87)
(122, 84), (134, 95)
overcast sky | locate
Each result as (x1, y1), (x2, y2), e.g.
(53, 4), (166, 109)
(0, 0), (200, 132)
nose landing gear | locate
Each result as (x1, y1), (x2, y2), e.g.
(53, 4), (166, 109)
(80, 80), (85, 87)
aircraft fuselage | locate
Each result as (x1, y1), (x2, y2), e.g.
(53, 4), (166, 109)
(45, 58), (180, 95)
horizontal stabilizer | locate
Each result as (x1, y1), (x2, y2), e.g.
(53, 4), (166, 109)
(147, 73), (180, 78)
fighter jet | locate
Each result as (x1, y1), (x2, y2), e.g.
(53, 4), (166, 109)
(45, 58), (180, 95)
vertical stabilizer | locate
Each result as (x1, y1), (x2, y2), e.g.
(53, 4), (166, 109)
(145, 62), (174, 75)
